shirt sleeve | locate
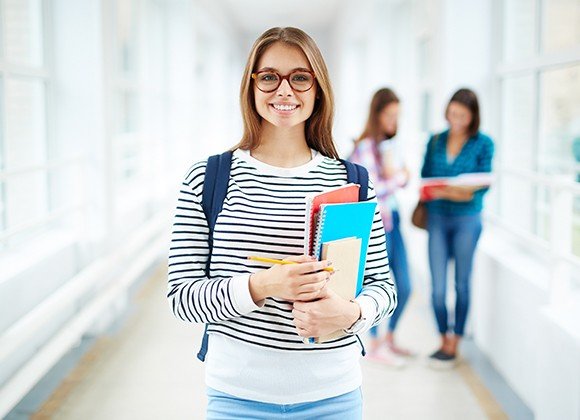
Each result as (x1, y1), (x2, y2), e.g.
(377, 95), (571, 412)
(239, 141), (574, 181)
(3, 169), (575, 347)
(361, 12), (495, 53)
(473, 135), (495, 196)
(167, 162), (262, 324)
(476, 136), (494, 173)
(353, 179), (397, 333)
(350, 140), (406, 199)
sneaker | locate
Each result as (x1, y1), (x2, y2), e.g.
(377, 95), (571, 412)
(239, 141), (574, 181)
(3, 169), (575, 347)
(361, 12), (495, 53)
(427, 350), (458, 369)
(366, 346), (407, 368)
(386, 342), (416, 358)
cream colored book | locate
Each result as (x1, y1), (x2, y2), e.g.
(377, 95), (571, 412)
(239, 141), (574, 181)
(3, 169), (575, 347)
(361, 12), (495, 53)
(314, 237), (362, 343)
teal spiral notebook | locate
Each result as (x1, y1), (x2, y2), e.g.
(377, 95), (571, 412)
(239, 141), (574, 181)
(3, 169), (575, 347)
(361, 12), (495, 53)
(313, 201), (377, 294)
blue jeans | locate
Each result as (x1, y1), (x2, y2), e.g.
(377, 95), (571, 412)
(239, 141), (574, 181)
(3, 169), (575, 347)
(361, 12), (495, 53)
(370, 211), (411, 337)
(427, 212), (482, 336)
(206, 387), (362, 419)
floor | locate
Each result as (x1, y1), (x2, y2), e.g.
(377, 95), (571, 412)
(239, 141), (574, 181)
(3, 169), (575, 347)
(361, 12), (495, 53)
(29, 264), (510, 420)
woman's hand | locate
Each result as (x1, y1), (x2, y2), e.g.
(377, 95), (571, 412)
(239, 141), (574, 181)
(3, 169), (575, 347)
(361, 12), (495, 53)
(430, 185), (474, 202)
(249, 255), (333, 303)
(291, 289), (361, 338)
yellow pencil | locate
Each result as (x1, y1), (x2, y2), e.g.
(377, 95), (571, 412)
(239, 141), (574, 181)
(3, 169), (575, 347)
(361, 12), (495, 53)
(247, 256), (335, 272)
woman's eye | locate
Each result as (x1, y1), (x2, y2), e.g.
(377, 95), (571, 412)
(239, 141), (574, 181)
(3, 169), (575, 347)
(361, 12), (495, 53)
(292, 74), (309, 82)
(260, 73), (278, 82)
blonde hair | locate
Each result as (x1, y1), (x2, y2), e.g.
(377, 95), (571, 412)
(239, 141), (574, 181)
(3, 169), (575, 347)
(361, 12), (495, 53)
(233, 27), (338, 159)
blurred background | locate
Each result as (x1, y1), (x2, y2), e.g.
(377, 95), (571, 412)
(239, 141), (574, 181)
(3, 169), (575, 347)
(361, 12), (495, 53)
(0, 0), (578, 419)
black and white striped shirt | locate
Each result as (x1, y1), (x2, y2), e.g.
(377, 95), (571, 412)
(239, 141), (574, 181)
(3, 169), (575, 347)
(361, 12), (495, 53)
(168, 148), (396, 352)
(168, 148), (397, 403)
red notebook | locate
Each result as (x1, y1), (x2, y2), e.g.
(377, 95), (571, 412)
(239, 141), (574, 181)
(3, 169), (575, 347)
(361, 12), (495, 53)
(304, 183), (360, 255)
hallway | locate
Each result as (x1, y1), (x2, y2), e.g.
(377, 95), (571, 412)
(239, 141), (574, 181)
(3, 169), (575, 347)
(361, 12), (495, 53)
(0, 0), (579, 418)
(28, 265), (511, 420)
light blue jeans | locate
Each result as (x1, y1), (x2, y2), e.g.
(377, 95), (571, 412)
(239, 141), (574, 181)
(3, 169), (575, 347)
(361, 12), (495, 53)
(427, 212), (482, 336)
(370, 210), (411, 337)
(206, 387), (363, 419)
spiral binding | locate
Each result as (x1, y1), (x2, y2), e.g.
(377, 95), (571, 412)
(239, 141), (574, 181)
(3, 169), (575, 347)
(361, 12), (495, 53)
(312, 206), (327, 259)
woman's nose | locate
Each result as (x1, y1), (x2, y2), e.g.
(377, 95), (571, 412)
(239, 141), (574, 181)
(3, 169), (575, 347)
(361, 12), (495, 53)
(276, 78), (293, 96)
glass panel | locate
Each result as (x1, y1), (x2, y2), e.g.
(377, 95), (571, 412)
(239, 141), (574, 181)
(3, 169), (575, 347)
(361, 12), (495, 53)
(542, 0), (580, 53)
(116, 0), (139, 77)
(0, 181), (5, 233)
(573, 194), (580, 257)
(501, 75), (536, 171)
(421, 92), (431, 132)
(5, 171), (48, 232)
(4, 77), (46, 169)
(48, 164), (80, 214)
(499, 173), (535, 233)
(117, 90), (138, 134)
(539, 65), (580, 176)
(4, 0), (43, 66)
(0, 77), (3, 171)
(503, 0), (536, 61)
(535, 185), (551, 241)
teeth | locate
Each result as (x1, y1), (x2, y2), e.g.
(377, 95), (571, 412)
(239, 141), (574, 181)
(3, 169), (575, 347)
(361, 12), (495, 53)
(273, 104), (297, 111)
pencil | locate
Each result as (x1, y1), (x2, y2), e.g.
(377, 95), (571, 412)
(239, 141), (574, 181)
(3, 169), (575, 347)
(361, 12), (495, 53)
(247, 256), (334, 272)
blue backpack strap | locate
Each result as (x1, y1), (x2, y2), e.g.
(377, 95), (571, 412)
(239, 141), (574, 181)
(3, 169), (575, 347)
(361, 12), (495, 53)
(197, 150), (233, 362)
(340, 159), (369, 201)
(339, 159), (369, 357)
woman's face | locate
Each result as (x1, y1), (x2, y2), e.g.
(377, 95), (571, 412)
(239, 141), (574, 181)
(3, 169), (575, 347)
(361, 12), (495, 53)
(378, 102), (399, 137)
(253, 42), (317, 130)
(447, 101), (472, 134)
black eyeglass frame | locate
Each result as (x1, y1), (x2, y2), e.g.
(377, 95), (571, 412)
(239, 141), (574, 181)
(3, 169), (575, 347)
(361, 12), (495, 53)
(251, 69), (317, 93)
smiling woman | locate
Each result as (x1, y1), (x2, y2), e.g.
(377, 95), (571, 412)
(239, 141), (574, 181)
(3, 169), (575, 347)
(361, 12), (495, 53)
(167, 27), (396, 419)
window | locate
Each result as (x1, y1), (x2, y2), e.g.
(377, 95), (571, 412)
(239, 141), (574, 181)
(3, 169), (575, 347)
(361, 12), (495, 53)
(109, 0), (169, 224)
(497, 0), (580, 265)
(503, 0), (536, 61)
(542, 0), (580, 53)
(0, 0), (51, 249)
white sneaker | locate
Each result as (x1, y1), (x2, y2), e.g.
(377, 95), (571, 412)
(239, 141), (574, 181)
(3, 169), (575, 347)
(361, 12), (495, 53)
(366, 345), (407, 368)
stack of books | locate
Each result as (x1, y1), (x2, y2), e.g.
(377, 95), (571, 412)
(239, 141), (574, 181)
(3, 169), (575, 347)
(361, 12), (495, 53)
(304, 185), (377, 343)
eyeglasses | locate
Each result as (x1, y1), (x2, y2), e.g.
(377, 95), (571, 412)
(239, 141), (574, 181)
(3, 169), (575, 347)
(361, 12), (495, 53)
(251, 70), (316, 93)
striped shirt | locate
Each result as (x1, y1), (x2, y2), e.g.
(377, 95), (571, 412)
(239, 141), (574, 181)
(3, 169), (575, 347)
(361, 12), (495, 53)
(167, 148), (396, 403)
(421, 130), (494, 215)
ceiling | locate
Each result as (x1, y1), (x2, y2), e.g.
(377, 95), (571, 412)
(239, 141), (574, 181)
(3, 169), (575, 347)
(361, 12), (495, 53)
(214, 0), (345, 37)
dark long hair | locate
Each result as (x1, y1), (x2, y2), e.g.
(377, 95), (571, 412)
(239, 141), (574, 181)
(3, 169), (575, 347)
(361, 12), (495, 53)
(356, 88), (400, 143)
(445, 88), (480, 137)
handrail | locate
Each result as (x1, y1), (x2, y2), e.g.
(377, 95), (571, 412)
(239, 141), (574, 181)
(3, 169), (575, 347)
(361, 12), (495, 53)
(0, 156), (87, 181)
(0, 203), (84, 241)
(0, 212), (169, 417)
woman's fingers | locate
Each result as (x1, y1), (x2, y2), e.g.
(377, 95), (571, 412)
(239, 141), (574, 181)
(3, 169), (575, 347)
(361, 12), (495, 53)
(283, 255), (316, 263)
(289, 260), (332, 275)
(297, 278), (328, 294)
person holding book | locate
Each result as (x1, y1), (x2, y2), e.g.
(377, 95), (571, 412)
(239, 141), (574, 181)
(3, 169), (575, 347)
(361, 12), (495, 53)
(420, 88), (494, 368)
(167, 27), (396, 419)
(349, 88), (413, 367)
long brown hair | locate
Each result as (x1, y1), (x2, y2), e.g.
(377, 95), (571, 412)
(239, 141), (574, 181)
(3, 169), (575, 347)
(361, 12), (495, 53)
(232, 27), (338, 159)
(356, 88), (400, 143)
(445, 88), (480, 138)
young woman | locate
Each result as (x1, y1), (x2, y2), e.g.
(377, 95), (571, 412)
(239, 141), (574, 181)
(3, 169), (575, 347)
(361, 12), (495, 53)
(350, 88), (413, 367)
(167, 27), (396, 418)
(421, 88), (494, 368)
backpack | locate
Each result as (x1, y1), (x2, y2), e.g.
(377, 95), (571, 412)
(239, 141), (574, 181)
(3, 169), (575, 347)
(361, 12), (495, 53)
(197, 150), (369, 361)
